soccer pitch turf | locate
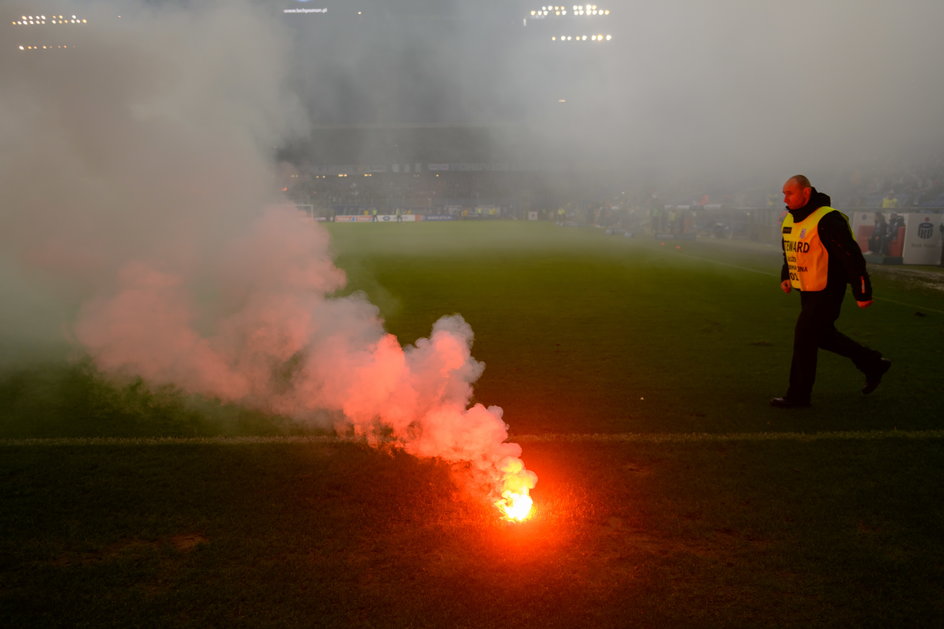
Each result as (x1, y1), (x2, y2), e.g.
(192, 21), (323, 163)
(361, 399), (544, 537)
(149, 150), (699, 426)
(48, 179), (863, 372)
(326, 220), (944, 436)
(1, 221), (942, 626)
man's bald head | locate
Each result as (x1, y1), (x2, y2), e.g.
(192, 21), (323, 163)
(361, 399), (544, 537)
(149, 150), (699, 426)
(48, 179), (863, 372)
(787, 174), (811, 189)
(783, 175), (812, 210)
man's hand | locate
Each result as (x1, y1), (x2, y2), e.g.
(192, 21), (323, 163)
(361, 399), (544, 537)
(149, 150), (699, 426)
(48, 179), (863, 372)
(780, 280), (792, 294)
(856, 300), (874, 309)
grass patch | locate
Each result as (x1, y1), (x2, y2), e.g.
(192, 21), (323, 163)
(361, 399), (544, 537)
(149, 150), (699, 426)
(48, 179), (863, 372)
(0, 360), (322, 439)
(1, 222), (943, 625)
(1, 439), (942, 627)
(329, 222), (944, 435)
(3, 222), (940, 437)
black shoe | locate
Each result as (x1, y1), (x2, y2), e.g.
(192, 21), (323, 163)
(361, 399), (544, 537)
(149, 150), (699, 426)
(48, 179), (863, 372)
(862, 359), (892, 395)
(769, 396), (811, 408)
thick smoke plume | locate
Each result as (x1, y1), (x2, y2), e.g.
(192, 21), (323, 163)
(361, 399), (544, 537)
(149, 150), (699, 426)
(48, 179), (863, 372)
(0, 1), (535, 507)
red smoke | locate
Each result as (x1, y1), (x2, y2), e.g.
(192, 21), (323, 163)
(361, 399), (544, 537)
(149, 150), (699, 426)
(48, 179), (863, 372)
(74, 206), (537, 513)
(1, 1), (535, 516)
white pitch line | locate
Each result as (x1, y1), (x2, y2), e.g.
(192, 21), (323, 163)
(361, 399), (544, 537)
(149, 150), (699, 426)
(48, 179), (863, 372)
(514, 430), (944, 443)
(0, 436), (342, 447)
(2, 430), (943, 447)
(671, 251), (777, 277)
(872, 296), (944, 315)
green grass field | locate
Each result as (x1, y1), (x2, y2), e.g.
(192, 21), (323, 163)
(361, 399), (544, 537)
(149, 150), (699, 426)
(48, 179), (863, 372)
(2, 221), (943, 627)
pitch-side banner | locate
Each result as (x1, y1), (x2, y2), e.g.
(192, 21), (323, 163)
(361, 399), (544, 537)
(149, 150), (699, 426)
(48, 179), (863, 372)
(902, 213), (943, 265)
(335, 214), (417, 223)
(851, 212), (876, 254)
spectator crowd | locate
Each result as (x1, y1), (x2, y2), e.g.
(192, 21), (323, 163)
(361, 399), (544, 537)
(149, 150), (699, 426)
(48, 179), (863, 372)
(279, 152), (944, 243)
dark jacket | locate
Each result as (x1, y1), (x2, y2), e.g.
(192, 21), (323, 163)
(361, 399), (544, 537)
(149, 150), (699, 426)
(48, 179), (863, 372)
(780, 188), (873, 301)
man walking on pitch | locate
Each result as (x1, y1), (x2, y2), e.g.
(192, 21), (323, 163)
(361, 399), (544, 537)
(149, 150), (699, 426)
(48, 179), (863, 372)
(771, 175), (891, 408)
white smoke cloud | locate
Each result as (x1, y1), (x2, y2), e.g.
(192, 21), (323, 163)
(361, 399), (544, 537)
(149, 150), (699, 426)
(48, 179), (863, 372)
(1, 0), (306, 361)
(515, 0), (944, 181)
(0, 0), (535, 512)
(271, 0), (944, 199)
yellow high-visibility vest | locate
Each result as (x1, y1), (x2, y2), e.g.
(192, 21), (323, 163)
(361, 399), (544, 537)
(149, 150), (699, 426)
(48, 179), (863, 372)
(781, 206), (845, 291)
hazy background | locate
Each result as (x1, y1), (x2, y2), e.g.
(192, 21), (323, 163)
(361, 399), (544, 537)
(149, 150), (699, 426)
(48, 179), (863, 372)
(277, 0), (944, 185)
(3, 0), (944, 365)
(2, 0), (305, 364)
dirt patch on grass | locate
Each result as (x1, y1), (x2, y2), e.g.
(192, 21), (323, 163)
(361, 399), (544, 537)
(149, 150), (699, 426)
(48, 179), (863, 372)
(871, 265), (944, 293)
(169, 533), (208, 552)
(50, 533), (208, 566)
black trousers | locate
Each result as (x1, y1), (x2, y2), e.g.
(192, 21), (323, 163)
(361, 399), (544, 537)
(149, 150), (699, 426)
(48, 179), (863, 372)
(787, 289), (882, 402)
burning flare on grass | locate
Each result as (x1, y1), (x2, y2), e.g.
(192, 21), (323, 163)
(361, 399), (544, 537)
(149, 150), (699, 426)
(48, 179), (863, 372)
(495, 458), (535, 521)
(497, 490), (534, 522)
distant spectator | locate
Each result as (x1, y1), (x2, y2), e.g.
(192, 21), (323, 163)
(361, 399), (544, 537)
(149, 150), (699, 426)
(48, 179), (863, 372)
(886, 212), (905, 254)
(869, 212), (887, 255)
(940, 221), (944, 266)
